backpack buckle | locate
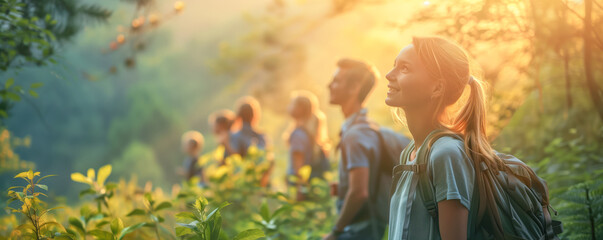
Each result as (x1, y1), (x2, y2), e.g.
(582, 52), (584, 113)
(424, 201), (438, 217)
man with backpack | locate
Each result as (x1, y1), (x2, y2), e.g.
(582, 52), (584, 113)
(324, 58), (410, 240)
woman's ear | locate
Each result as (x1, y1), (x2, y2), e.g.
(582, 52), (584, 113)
(431, 79), (445, 100)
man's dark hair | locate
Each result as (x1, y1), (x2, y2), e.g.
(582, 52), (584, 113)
(236, 97), (261, 124)
(336, 58), (379, 103)
(238, 103), (254, 123)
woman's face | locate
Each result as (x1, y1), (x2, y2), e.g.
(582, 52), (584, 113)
(385, 44), (438, 109)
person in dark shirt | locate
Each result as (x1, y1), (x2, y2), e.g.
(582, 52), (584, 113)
(180, 130), (205, 185)
(208, 109), (236, 164)
(230, 96), (267, 158)
(230, 96), (272, 187)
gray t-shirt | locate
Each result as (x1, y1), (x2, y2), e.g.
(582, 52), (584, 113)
(229, 122), (266, 158)
(389, 136), (479, 240)
(337, 109), (381, 223)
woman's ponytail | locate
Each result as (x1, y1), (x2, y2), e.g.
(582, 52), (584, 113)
(453, 76), (502, 171)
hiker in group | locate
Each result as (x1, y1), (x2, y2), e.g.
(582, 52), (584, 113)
(230, 96), (274, 187)
(284, 90), (331, 200)
(385, 36), (561, 239)
(208, 109), (236, 164)
(323, 58), (386, 240)
(230, 96), (268, 158)
(180, 130), (206, 185)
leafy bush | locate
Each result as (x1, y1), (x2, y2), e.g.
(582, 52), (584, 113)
(1, 147), (336, 240)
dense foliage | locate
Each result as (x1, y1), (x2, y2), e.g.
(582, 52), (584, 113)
(1, 147), (338, 240)
(0, 0), (601, 239)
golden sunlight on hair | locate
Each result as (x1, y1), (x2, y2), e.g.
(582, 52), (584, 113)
(181, 130), (204, 152)
(404, 36), (505, 173)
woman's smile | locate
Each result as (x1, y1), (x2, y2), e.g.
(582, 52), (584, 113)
(387, 84), (400, 96)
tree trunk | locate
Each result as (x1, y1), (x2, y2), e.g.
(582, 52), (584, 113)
(563, 49), (573, 110)
(584, 0), (603, 121)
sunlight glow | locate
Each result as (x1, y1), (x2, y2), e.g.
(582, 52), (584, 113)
(423, 1), (431, 6)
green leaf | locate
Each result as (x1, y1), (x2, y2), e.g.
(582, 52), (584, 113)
(36, 174), (56, 184)
(97, 165), (112, 187)
(118, 223), (146, 240)
(6, 91), (20, 101)
(88, 229), (114, 239)
(207, 202), (230, 220)
(175, 212), (197, 222)
(30, 82), (43, 89)
(110, 218), (123, 236)
(175, 226), (194, 236)
(271, 205), (291, 219)
(194, 196), (209, 211)
(39, 221), (66, 232)
(210, 212), (223, 240)
(68, 217), (85, 233)
(259, 201), (270, 221)
(79, 189), (96, 197)
(28, 89), (38, 98)
(153, 201), (172, 212)
(36, 184), (48, 191)
(5, 78), (14, 88)
(126, 208), (146, 216)
(233, 229), (265, 240)
(7, 186), (25, 191)
(96, 220), (110, 228)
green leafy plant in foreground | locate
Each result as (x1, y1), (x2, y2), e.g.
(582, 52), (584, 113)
(254, 199), (291, 240)
(6, 170), (69, 239)
(71, 165), (116, 216)
(556, 180), (603, 240)
(126, 192), (174, 240)
(175, 196), (264, 240)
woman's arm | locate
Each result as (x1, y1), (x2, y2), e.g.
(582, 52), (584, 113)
(438, 199), (468, 240)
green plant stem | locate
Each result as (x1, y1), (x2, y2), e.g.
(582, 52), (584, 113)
(585, 186), (596, 240)
(154, 222), (161, 240)
(26, 178), (41, 240)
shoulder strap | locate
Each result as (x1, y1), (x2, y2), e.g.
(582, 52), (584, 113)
(415, 130), (463, 218)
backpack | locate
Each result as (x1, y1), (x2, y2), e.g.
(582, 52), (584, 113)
(392, 129), (563, 240)
(346, 120), (410, 239)
(297, 127), (331, 179)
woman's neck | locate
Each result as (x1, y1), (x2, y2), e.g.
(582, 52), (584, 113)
(405, 107), (439, 147)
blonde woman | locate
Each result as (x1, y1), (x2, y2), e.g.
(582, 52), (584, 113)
(284, 90), (331, 187)
(385, 37), (493, 239)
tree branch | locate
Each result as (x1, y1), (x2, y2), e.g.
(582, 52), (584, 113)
(561, 0), (585, 20)
(593, 30), (603, 50)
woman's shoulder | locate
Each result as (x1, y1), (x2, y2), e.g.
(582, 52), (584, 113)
(429, 136), (468, 162)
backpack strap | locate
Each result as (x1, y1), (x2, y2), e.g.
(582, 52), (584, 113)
(390, 140), (416, 198)
(296, 126), (328, 166)
(414, 129), (464, 218)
